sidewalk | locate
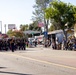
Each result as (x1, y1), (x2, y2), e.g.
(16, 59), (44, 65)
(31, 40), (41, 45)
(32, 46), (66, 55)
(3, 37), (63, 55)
(26, 44), (53, 51)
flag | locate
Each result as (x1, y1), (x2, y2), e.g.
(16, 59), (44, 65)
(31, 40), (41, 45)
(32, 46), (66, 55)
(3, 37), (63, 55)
(38, 22), (44, 27)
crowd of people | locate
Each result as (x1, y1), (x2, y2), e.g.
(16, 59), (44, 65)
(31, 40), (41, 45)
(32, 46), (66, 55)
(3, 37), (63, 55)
(44, 35), (76, 51)
(62, 35), (76, 50)
(0, 38), (27, 52)
(0, 35), (76, 52)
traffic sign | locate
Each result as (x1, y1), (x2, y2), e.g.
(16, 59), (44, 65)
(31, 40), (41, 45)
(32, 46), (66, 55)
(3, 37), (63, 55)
(44, 31), (48, 37)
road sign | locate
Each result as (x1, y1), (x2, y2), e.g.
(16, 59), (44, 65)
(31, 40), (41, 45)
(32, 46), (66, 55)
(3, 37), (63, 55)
(44, 31), (48, 37)
(8, 24), (16, 29)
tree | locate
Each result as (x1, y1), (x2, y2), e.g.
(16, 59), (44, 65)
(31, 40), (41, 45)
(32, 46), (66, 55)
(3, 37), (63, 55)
(7, 30), (24, 37)
(32, 0), (53, 47)
(32, 0), (50, 21)
(20, 24), (29, 31)
(29, 21), (41, 31)
(7, 29), (14, 37)
(45, 0), (76, 49)
(49, 20), (61, 31)
(12, 30), (24, 37)
(7, 29), (12, 35)
(48, 24), (55, 31)
(45, 0), (76, 30)
(32, 0), (53, 32)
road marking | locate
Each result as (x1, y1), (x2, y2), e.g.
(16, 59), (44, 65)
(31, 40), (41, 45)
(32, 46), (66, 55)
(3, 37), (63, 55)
(2, 52), (76, 70)
(18, 55), (76, 70)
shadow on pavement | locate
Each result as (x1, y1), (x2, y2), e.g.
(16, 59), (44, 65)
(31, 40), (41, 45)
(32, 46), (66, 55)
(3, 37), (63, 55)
(0, 67), (7, 69)
(0, 71), (32, 75)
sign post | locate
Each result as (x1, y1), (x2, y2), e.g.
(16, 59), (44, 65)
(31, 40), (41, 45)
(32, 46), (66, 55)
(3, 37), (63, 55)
(44, 31), (48, 38)
(44, 31), (48, 47)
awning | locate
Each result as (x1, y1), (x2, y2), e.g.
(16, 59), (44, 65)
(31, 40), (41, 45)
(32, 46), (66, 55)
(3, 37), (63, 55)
(23, 30), (40, 34)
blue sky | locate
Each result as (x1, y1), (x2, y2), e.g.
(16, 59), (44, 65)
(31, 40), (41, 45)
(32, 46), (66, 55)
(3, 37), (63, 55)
(0, 0), (76, 33)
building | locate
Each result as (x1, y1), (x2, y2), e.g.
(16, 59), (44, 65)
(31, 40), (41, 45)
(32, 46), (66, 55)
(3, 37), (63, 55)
(48, 29), (74, 43)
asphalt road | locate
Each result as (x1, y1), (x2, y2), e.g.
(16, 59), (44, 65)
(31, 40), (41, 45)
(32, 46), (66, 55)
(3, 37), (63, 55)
(0, 47), (76, 75)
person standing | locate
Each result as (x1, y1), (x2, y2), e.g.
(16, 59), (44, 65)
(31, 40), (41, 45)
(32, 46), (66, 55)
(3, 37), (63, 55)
(22, 39), (26, 50)
(10, 39), (15, 52)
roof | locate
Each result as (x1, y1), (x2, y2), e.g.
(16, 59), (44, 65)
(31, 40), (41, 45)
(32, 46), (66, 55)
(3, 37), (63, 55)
(48, 29), (74, 35)
(23, 30), (40, 34)
(48, 30), (63, 34)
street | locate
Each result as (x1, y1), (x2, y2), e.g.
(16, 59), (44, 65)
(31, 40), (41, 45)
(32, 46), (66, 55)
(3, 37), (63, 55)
(0, 46), (76, 75)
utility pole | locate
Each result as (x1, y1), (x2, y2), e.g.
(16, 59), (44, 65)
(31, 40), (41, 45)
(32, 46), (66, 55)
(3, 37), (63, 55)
(0, 21), (2, 33)
(5, 24), (6, 34)
(44, 12), (49, 47)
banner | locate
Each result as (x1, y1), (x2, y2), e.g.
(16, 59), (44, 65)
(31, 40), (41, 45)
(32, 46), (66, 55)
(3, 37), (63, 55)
(38, 22), (44, 27)
(8, 24), (16, 29)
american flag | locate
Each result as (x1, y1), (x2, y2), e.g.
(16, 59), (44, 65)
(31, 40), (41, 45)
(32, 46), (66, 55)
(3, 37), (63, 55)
(38, 22), (44, 27)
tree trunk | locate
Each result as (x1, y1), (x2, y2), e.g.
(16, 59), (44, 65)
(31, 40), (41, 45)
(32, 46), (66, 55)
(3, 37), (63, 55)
(44, 18), (49, 47)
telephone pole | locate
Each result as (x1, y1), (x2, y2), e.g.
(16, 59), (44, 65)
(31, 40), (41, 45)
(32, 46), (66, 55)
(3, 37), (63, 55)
(5, 24), (6, 34)
(0, 21), (2, 33)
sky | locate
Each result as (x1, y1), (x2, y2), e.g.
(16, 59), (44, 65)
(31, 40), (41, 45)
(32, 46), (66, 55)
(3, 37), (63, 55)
(0, 0), (76, 33)
(0, 0), (35, 33)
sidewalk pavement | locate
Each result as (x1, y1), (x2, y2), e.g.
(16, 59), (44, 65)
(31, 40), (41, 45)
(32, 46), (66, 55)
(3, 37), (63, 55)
(26, 45), (53, 51)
